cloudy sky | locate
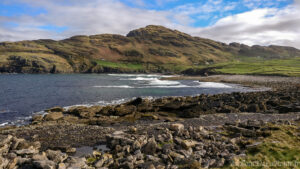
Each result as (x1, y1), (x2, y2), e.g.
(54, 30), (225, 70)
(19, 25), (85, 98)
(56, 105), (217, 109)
(0, 0), (300, 48)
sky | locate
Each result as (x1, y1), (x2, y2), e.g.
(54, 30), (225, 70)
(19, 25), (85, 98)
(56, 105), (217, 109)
(0, 0), (300, 48)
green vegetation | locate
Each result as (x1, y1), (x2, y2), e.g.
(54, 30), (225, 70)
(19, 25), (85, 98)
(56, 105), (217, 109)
(214, 57), (300, 77)
(157, 140), (174, 148)
(0, 25), (299, 75)
(95, 60), (144, 70)
(226, 123), (300, 169)
(86, 157), (97, 164)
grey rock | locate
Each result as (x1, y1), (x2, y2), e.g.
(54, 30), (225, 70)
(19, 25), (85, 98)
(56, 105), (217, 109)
(46, 150), (68, 163)
(170, 123), (184, 132)
(33, 160), (56, 169)
(15, 148), (39, 156)
(146, 155), (161, 162)
(143, 138), (157, 155)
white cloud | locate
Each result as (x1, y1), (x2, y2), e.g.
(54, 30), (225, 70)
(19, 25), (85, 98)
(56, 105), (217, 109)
(0, 0), (300, 49)
(0, 0), (177, 41)
(192, 3), (300, 48)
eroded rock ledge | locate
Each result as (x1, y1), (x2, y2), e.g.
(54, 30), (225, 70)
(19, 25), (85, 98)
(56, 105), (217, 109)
(30, 87), (300, 125)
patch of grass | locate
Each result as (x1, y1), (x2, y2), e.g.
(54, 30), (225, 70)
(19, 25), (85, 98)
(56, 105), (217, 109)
(95, 60), (144, 70)
(158, 140), (174, 148)
(86, 157), (97, 164)
(225, 123), (300, 169)
(213, 57), (300, 77)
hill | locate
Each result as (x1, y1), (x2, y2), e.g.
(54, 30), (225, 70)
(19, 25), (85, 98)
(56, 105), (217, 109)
(0, 25), (299, 75)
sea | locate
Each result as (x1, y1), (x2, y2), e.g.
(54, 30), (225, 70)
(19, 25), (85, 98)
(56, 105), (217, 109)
(0, 74), (256, 126)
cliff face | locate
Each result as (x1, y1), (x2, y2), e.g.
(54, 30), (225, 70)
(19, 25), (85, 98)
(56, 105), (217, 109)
(0, 25), (299, 74)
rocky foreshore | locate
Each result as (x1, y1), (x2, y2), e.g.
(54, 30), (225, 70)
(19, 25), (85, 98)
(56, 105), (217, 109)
(0, 75), (300, 169)
(29, 85), (300, 126)
(1, 118), (300, 169)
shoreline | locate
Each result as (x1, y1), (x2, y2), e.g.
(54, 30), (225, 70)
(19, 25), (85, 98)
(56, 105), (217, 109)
(0, 74), (299, 168)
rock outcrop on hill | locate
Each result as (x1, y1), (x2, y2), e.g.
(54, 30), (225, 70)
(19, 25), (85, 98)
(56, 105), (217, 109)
(1, 25), (300, 74)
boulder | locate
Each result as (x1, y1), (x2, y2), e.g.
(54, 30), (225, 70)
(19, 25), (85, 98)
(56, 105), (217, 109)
(58, 163), (66, 169)
(169, 151), (185, 159)
(181, 140), (198, 149)
(127, 97), (143, 106)
(0, 157), (9, 169)
(46, 150), (68, 163)
(7, 157), (18, 169)
(32, 152), (48, 161)
(45, 106), (64, 113)
(66, 106), (102, 118)
(114, 105), (136, 116)
(143, 138), (157, 155)
(15, 148), (39, 156)
(0, 135), (13, 147)
(246, 104), (260, 112)
(65, 157), (87, 169)
(170, 123), (184, 132)
(33, 160), (56, 169)
(31, 115), (44, 123)
(44, 112), (64, 121)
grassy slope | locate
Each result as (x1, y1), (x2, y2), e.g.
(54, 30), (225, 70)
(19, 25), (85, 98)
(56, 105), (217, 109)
(0, 25), (300, 75)
(213, 57), (300, 77)
(227, 123), (300, 169)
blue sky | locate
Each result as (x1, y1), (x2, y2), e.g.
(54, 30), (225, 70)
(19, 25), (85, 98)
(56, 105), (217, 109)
(0, 0), (299, 48)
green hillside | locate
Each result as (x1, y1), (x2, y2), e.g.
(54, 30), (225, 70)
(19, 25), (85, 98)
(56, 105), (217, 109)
(0, 25), (299, 76)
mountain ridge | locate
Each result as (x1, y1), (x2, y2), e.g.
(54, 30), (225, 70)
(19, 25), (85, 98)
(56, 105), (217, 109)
(0, 25), (299, 75)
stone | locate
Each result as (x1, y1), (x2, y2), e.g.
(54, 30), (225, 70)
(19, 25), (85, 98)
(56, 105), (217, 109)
(246, 104), (260, 112)
(15, 148), (38, 156)
(225, 125), (257, 137)
(46, 106), (64, 112)
(65, 157), (87, 169)
(0, 157), (9, 169)
(46, 150), (68, 163)
(33, 160), (56, 169)
(146, 155), (161, 162)
(7, 157), (18, 169)
(16, 157), (31, 165)
(62, 115), (79, 123)
(170, 123), (184, 132)
(44, 112), (64, 121)
(32, 115), (44, 123)
(143, 138), (157, 155)
(127, 97), (143, 106)
(169, 151), (184, 159)
(114, 105), (136, 116)
(10, 137), (26, 150)
(141, 114), (159, 120)
(7, 153), (17, 159)
(0, 135), (13, 147)
(181, 140), (198, 149)
(129, 126), (137, 133)
(102, 153), (113, 161)
(0, 144), (9, 155)
(132, 140), (141, 150)
(32, 152), (48, 161)
(93, 150), (102, 157)
(146, 164), (156, 169)
(215, 158), (225, 167)
(65, 147), (76, 153)
(95, 159), (105, 168)
(120, 161), (134, 169)
(58, 163), (67, 169)
(156, 165), (166, 169)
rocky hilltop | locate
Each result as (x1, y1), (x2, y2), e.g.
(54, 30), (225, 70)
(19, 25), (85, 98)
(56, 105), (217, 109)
(1, 25), (300, 74)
